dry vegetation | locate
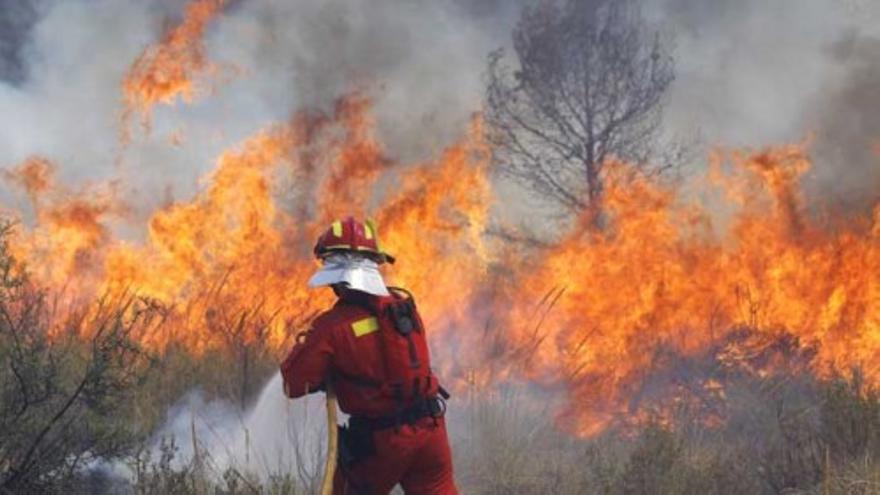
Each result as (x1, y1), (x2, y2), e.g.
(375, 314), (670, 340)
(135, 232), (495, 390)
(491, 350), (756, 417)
(2, 223), (880, 495)
(448, 375), (880, 495)
(107, 374), (880, 495)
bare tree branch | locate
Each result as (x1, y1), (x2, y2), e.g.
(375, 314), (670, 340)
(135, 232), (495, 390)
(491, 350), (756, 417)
(486, 0), (674, 219)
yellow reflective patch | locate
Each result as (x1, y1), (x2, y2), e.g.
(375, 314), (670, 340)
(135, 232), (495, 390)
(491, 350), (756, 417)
(352, 317), (379, 337)
(332, 220), (343, 237)
(364, 222), (374, 239)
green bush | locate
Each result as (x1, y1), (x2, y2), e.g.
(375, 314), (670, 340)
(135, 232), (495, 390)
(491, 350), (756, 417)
(0, 225), (157, 492)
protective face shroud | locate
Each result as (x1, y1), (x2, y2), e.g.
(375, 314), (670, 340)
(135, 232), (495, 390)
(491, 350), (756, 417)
(307, 252), (390, 296)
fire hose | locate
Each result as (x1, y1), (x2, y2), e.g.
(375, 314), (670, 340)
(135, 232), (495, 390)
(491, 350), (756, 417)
(321, 382), (338, 495)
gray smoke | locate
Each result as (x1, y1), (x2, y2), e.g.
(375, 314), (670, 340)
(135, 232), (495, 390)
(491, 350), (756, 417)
(208, 0), (512, 163)
(2, 0), (879, 218)
(0, 0), (42, 85)
(0, 0), (518, 224)
(807, 32), (880, 213)
(649, 0), (880, 210)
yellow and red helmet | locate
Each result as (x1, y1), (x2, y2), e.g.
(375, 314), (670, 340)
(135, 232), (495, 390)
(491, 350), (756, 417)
(313, 217), (395, 264)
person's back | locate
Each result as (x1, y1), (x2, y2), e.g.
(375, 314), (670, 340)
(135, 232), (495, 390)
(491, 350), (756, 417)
(281, 217), (458, 495)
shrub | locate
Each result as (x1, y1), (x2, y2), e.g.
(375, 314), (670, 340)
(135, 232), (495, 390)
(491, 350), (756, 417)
(0, 224), (157, 492)
(821, 371), (880, 462)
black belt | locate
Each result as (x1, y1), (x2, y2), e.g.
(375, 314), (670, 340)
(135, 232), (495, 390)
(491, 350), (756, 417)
(349, 396), (447, 431)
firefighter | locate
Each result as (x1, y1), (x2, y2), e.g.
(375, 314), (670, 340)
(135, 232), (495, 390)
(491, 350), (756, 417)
(281, 217), (458, 495)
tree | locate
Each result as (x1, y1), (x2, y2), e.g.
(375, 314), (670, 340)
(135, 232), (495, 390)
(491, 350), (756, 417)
(486, 0), (674, 216)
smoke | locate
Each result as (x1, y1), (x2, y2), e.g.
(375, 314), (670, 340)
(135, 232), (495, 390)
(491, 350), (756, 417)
(3, 0), (879, 219)
(0, 0), (161, 216)
(133, 373), (567, 485)
(205, 0), (525, 163)
(0, 0), (42, 85)
(647, 0), (880, 210)
(807, 32), (880, 213)
(0, 0), (517, 215)
(132, 375), (329, 482)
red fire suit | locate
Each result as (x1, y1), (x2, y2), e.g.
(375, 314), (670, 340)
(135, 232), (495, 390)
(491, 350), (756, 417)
(281, 289), (458, 495)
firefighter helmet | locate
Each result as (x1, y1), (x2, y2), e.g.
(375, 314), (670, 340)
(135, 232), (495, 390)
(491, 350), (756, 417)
(313, 217), (395, 264)
(308, 217), (393, 296)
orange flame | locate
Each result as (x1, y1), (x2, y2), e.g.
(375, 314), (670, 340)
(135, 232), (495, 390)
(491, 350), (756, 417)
(499, 146), (879, 436)
(4, 13), (880, 435)
(121, 0), (226, 140)
(4, 157), (128, 296)
(8, 95), (492, 355)
(6, 99), (880, 436)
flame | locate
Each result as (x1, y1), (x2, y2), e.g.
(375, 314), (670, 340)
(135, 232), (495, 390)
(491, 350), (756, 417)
(6, 100), (880, 436)
(121, 0), (226, 140)
(4, 157), (128, 295)
(7, 95), (492, 356)
(4, 10), (880, 436)
(498, 146), (879, 436)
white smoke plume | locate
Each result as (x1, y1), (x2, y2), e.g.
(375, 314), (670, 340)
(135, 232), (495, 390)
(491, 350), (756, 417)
(149, 375), (330, 481)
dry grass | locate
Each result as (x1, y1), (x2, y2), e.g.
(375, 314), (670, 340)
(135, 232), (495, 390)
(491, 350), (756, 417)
(6, 350), (880, 494)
